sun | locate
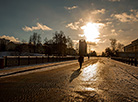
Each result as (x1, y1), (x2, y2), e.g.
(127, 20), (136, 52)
(81, 22), (103, 42)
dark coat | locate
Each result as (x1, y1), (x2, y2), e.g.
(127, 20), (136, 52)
(78, 56), (84, 63)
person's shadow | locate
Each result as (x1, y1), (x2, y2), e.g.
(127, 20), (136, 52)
(69, 68), (82, 83)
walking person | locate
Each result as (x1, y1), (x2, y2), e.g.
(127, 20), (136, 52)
(78, 56), (84, 69)
(87, 54), (90, 60)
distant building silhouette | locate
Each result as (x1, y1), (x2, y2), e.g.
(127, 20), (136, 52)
(79, 39), (87, 56)
(118, 38), (138, 58)
(0, 38), (10, 45)
(124, 39), (138, 52)
(6, 42), (16, 51)
(0, 38), (10, 51)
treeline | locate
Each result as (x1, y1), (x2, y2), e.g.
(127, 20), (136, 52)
(0, 31), (77, 56)
(101, 38), (124, 57)
(89, 51), (97, 56)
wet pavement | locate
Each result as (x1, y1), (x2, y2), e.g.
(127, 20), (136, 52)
(0, 57), (138, 102)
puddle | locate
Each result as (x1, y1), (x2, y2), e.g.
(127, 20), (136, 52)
(81, 63), (99, 82)
(84, 87), (96, 91)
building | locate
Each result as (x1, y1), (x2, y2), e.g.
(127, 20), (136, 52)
(124, 39), (138, 52)
(0, 38), (10, 51)
(0, 38), (10, 45)
(79, 39), (87, 56)
(118, 38), (138, 58)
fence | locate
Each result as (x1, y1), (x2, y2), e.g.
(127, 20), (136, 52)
(111, 57), (137, 66)
(2, 56), (76, 68)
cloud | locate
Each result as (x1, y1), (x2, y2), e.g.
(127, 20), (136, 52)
(108, 0), (120, 2)
(111, 29), (115, 33)
(110, 29), (118, 35)
(66, 19), (83, 30)
(119, 29), (124, 32)
(112, 11), (138, 22)
(78, 34), (85, 37)
(87, 41), (97, 46)
(91, 9), (106, 15)
(72, 40), (79, 44)
(106, 22), (112, 25)
(0, 35), (20, 43)
(130, 9), (138, 18)
(66, 23), (79, 30)
(22, 22), (52, 31)
(64, 6), (78, 10)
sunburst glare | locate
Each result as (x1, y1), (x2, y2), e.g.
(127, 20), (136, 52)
(81, 22), (104, 42)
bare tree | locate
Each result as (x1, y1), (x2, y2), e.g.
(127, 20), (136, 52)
(117, 42), (124, 52)
(52, 31), (67, 55)
(32, 33), (38, 46)
(28, 33), (42, 53)
(105, 47), (113, 57)
(110, 38), (117, 52)
(101, 52), (106, 57)
(44, 37), (48, 44)
(29, 35), (33, 44)
(37, 34), (41, 44)
(53, 31), (67, 44)
(67, 36), (73, 48)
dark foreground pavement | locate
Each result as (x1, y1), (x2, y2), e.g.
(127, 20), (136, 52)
(0, 57), (138, 102)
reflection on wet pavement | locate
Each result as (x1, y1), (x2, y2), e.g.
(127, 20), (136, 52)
(81, 63), (98, 82)
(80, 63), (100, 92)
(84, 87), (96, 91)
(68, 61), (104, 101)
(69, 62), (101, 92)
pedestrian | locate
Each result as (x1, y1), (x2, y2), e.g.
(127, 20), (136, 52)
(87, 54), (90, 60)
(78, 56), (84, 69)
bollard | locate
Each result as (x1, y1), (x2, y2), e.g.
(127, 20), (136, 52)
(0, 57), (4, 68)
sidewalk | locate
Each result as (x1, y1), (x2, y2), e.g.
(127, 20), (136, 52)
(110, 58), (138, 80)
(0, 59), (78, 78)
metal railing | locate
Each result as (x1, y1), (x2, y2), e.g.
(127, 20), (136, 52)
(2, 56), (76, 68)
(111, 57), (137, 66)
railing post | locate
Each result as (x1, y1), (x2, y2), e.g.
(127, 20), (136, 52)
(0, 57), (5, 68)
(42, 56), (44, 63)
(36, 56), (37, 64)
(128, 58), (130, 64)
(48, 55), (49, 62)
(18, 56), (20, 66)
(135, 58), (137, 66)
(131, 58), (133, 65)
(28, 56), (30, 65)
(4, 56), (7, 67)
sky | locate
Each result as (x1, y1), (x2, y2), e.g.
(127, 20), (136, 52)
(0, 0), (138, 54)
